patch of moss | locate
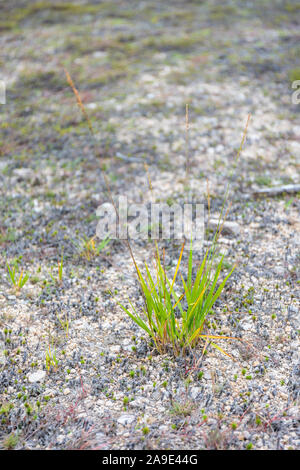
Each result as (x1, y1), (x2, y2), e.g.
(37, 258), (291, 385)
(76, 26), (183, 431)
(16, 70), (66, 92)
(0, 21), (17, 32)
(289, 67), (300, 83)
(284, 3), (300, 13)
(0, 2), (105, 30)
(142, 30), (211, 53)
(83, 66), (129, 89)
(209, 5), (239, 21)
(64, 35), (140, 59)
(150, 10), (194, 25)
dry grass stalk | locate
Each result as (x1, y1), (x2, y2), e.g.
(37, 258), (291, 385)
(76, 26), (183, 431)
(64, 69), (94, 136)
(185, 103), (190, 179)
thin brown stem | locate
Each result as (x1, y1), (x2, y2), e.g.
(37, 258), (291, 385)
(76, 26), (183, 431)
(64, 69), (94, 136)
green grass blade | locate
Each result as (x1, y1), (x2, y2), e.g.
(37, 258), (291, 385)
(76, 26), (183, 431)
(117, 301), (153, 338)
(96, 236), (110, 254)
(187, 238), (193, 290)
(205, 264), (236, 313)
(7, 263), (15, 285)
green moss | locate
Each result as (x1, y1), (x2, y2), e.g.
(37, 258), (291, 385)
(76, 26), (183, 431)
(86, 69), (127, 88)
(284, 3), (300, 13)
(150, 10), (194, 25)
(106, 18), (133, 26)
(64, 36), (139, 57)
(123, 396), (129, 405)
(0, 21), (17, 32)
(209, 5), (239, 21)
(289, 68), (300, 83)
(142, 30), (211, 52)
(17, 70), (66, 92)
(0, 2), (105, 30)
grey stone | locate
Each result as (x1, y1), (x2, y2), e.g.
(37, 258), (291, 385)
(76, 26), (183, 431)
(27, 370), (46, 383)
(117, 414), (136, 426)
(209, 219), (240, 237)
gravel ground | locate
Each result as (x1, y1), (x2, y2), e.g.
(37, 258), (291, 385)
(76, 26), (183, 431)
(0, 0), (299, 450)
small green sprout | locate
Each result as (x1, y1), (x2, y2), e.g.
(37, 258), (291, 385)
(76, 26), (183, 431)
(255, 416), (261, 425)
(45, 343), (59, 372)
(7, 262), (30, 293)
(2, 432), (19, 450)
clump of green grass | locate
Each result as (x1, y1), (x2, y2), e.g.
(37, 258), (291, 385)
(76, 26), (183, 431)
(255, 175), (272, 187)
(1, 432), (19, 450)
(74, 235), (110, 261)
(45, 343), (59, 372)
(170, 399), (195, 417)
(118, 236), (236, 356)
(7, 262), (29, 293)
(49, 252), (64, 285)
(56, 311), (69, 338)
